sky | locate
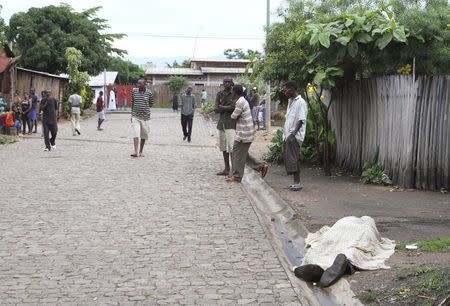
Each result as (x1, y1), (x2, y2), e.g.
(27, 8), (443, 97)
(2, 0), (286, 64)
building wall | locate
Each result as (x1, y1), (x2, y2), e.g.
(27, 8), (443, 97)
(191, 61), (248, 69)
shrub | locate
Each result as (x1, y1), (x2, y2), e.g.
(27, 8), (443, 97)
(200, 102), (215, 115)
(361, 151), (392, 185)
(263, 129), (284, 164)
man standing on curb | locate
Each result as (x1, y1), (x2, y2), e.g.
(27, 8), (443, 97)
(130, 78), (154, 157)
(97, 91), (105, 131)
(181, 86), (196, 142)
(69, 89), (82, 136)
(215, 77), (236, 176)
(226, 84), (269, 183)
(283, 81), (308, 191)
(40, 90), (58, 151)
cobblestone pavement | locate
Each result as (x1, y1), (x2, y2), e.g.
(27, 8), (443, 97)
(0, 110), (301, 305)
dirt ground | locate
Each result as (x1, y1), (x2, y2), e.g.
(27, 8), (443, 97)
(250, 129), (450, 305)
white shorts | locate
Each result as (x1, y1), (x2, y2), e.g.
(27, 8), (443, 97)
(131, 117), (150, 140)
(218, 129), (235, 153)
(98, 110), (105, 120)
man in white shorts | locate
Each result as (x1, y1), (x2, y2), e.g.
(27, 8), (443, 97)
(130, 78), (154, 157)
(96, 91), (105, 130)
(215, 77), (236, 175)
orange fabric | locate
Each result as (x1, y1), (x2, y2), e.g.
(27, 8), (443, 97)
(5, 111), (14, 127)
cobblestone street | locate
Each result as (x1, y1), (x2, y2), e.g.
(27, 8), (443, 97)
(0, 110), (300, 305)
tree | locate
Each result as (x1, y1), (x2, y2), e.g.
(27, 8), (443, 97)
(108, 57), (145, 84)
(6, 5), (126, 75)
(224, 48), (262, 59)
(166, 59), (191, 68)
(0, 5), (5, 46)
(167, 76), (187, 95)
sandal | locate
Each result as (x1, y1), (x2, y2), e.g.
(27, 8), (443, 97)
(289, 184), (304, 191)
(216, 170), (230, 176)
(130, 153), (139, 158)
(260, 164), (270, 178)
(225, 177), (241, 183)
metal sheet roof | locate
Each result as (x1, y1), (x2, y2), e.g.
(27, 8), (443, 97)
(17, 67), (69, 79)
(145, 68), (203, 76)
(200, 67), (252, 74)
(89, 71), (118, 87)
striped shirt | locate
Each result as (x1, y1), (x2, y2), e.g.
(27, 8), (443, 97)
(231, 96), (255, 143)
(131, 88), (154, 121)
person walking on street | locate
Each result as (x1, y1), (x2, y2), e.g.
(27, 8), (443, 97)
(20, 93), (32, 134)
(40, 90), (58, 151)
(29, 89), (38, 133)
(172, 94), (179, 112)
(97, 91), (105, 130)
(215, 77), (236, 176)
(181, 87), (196, 142)
(119, 88), (127, 110)
(69, 90), (82, 136)
(283, 81), (308, 191)
(130, 79), (154, 157)
(226, 85), (269, 183)
(250, 87), (260, 127)
(201, 89), (207, 106)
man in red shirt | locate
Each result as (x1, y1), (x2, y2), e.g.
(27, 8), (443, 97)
(97, 91), (105, 130)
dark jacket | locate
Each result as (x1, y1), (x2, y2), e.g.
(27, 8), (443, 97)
(40, 97), (58, 124)
(215, 89), (237, 130)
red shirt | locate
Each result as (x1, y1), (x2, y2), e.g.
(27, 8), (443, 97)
(96, 96), (103, 112)
(119, 90), (127, 100)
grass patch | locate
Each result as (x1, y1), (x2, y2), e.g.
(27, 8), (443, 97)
(0, 136), (17, 145)
(397, 236), (450, 252)
(357, 290), (385, 303)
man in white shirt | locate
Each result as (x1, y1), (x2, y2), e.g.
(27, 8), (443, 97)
(282, 81), (308, 191)
(68, 90), (82, 136)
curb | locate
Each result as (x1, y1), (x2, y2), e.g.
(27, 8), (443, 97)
(242, 169), (363, 306)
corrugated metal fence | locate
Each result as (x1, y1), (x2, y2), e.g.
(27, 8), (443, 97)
(330, 75), (449, 190)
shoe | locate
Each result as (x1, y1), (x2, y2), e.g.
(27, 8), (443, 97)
(260, 164), (270, 178)
(289, 183), (303, 191)
(75, 129), (81, 135)
(187, 136), (191, 142)
(183, 136), (187, 141)
(51, 145), (56, 150)
(293, 265), (325, 283)
(44, 147), (50, 151)
(73, 133), (77, 136)
(318, 254), (349, 288)
(225, 177), (241, 183)
(216, 170), (230, 176)
(97, 127), (103, 131)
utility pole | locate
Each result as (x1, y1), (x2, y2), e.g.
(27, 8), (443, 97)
(266, 0), (271, 133)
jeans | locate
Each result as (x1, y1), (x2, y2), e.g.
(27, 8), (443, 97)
(260, 107), (266, 129)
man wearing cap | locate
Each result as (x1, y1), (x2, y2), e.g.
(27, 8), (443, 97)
(215, 77), (236, 175)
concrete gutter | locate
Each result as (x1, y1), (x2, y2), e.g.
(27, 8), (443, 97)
(242, 170), (363, 306)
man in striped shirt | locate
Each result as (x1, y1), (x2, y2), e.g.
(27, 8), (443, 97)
(130, 78), (154, 157)
(226, 85), (269, 183)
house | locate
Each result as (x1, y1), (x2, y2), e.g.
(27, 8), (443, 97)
(146, 59), (252, 86)
(88, 71), (118, 103)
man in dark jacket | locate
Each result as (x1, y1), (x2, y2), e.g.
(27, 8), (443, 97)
(39, 90), (58, 151)
(215, 77), (236, 175)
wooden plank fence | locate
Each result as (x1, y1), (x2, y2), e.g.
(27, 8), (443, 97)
(330, 75), (449, 190)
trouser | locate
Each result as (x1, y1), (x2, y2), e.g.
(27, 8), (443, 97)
(71, 112), (80, 134)
(283, 137), (302, 175)
(43, 122), (58, 150)
(232, 140), (265, 179)
(261, 108), (266, 128)
(21, 114), (31, 133)
(181, 114), (193, 137)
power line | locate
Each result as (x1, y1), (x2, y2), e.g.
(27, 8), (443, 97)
(123, 33), (264, 40)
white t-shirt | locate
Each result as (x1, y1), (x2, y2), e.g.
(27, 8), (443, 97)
(69, 94), (82, 114)
(283, 95), (308, 143)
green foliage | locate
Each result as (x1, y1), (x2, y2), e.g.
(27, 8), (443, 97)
(200, 102), (215, 115)
(166, 59), (191, 68)
(397, 237), (450, 253)
(0, 5), (5, 46)
(224, 48), (262, 60)
(361, 154), (392, 185)
(6, 5), (126, 74)
(263, 129), (285, 164)
(167, 76), (187, 94)
(108, 57), (144, 84)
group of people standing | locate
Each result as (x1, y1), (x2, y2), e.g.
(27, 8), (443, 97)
(11, 89), (39, 135)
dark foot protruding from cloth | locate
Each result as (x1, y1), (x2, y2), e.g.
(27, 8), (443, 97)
(293, 265), (324, 283)
(318, 253), (350, 288)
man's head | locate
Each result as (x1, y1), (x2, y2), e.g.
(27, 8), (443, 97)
(99, 91), (103, 96)
(251, 87), (257, 93)
(45, 90), (52, 97)
(284, 81), (298, 99)
(232, 84), (244, 97)
(137, 78), (146, 91)
(202, 89), (205, 92)
(30, 88), (35, 95)
(186, 87), (192, 95)
(223, 77), (233, 91)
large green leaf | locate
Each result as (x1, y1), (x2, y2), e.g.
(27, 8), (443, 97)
(318, 32), (331, 48)
(356, 32), (373, 44)
(336, 36), (351, 46)
(313, 71), (327, 85)
(309, 33), (319, 45)
(345, 18), (354, 27)
(393, 26), (407, 42)
(348, 41), (358, 57)
(325, 67), (344, 77)
(376, 32), (393, 49)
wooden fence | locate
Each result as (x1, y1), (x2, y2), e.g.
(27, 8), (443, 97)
(330, 75), (449, 190)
